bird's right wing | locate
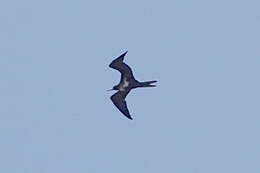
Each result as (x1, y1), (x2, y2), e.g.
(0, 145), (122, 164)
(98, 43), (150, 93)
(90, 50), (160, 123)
(110, 90), (132, 120)
(109, 51), (135, 81)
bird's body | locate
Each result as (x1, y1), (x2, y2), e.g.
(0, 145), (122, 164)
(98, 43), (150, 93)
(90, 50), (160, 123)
(108, 51), (157, 120)
(118, 77), (129, 91)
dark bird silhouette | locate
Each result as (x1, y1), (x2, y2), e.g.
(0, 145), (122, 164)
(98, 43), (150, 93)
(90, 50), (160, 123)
(108, 51), (157, 120)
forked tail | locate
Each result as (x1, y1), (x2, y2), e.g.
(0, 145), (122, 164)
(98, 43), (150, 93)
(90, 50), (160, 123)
(140, 80), (157, 87)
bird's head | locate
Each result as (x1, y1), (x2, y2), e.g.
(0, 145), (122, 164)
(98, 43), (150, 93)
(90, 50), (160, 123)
(107, 85), (118, 91)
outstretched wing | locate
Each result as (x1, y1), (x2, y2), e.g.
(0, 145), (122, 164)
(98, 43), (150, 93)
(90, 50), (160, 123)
(110, 90), (132, 120)
(109, 51), (135, 81)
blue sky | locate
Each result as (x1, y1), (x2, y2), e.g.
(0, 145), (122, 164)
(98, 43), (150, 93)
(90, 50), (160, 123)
(0, 0), (259, 172)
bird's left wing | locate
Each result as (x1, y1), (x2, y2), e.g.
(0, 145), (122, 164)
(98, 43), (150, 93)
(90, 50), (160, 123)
(109, 51), (135, 81)
(110, 90), (132, 120)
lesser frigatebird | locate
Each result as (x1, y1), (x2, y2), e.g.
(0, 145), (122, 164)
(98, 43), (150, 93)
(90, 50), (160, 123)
(108, 51), (157, 120)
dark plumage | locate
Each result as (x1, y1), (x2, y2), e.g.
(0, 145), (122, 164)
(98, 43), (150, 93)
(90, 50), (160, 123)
(108, 51), (157, 120)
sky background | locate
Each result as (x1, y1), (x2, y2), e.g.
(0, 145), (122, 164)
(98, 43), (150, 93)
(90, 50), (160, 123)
(0, 0), (259, 172)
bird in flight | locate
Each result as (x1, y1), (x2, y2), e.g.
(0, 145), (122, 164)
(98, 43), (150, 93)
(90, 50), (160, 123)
(108, 51), (157, 120)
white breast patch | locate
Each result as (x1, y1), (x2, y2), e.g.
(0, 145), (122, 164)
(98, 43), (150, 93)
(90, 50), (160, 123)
(122, 78), (129, 88)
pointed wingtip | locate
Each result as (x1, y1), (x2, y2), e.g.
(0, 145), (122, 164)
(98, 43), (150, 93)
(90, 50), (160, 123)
(123, 111), (133, 120)
(109, 51), (128, 68)
(126, 115), (133, 120)
(121, 51), (128, 58)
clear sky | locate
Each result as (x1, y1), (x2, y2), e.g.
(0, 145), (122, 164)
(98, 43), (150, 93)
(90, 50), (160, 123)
(0, 0), (259, 172)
